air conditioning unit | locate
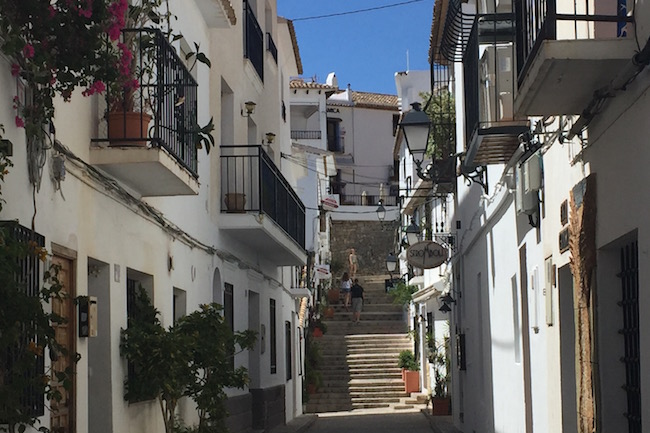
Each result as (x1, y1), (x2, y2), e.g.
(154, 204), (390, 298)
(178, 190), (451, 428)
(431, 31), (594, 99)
(515, 164), (538, 215)
(523, 153), (543, 194)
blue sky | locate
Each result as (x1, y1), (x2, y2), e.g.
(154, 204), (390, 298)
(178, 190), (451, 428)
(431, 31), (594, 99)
(277, 0), (434, 95)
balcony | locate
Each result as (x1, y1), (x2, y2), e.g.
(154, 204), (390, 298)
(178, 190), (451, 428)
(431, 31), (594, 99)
(463, 16), (529, 165)
(244, 0), (264, 82)
(195, 0), (236, 28)
(90, 28), (200, 196)
(220, 145), (306, 266)
(514, 0), (636, 115)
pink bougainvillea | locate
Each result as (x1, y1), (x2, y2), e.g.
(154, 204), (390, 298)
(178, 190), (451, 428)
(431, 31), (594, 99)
(22, 44), (35, 59)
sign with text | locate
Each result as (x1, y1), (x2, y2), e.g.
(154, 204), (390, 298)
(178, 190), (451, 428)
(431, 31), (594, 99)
(406, 241), (448, 269)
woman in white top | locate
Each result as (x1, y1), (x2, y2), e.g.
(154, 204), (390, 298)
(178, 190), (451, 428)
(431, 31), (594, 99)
(340, 272), (352, 310)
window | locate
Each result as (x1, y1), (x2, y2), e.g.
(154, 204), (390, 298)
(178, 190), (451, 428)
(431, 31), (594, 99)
(270, 299), (277, 374)
(173, 287), (187, 324)
(126, 271), (155, 401)
(327, 118), (342, 152)
(0, 222), (46, 417)
(224, 283), (234, 369)
(285, 321), (292, 380)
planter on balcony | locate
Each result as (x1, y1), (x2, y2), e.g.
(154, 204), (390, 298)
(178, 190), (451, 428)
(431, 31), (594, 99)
(224, 193), (246, 212)
(108, 111), (152, 146)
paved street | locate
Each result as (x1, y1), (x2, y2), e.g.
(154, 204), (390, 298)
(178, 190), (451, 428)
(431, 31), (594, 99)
(307, 411), (432, 433)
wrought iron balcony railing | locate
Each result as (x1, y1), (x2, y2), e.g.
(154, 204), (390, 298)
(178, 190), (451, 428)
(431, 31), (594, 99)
(244, 0), (264, 82)
(339, 194), (398, 207)
(291, 130), (322, 140)
(515, 0), (633, 86)
(99, 28), (199, 177)
(220, 145), (305, 249)
(267, 32), (278, 64)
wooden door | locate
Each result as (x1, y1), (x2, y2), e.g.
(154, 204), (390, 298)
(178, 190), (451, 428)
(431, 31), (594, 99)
(50, 255), (75, 433)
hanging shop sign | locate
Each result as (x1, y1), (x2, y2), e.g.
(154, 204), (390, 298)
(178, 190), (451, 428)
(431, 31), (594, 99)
(314, 264), (331, 280)
(406, 240), (448, 269)
(321, 194), (339, 211)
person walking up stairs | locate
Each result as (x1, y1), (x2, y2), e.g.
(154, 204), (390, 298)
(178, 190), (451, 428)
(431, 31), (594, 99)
(305, 275), (427, 413)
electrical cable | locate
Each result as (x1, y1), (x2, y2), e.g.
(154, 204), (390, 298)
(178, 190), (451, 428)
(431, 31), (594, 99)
(291, 0), (427, 22)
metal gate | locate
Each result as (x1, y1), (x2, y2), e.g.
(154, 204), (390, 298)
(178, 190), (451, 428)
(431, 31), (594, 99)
(618, 241), (641, 433)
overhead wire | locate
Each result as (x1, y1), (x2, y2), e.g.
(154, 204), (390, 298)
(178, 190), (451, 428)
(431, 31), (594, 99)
(290, 0), (427, 22)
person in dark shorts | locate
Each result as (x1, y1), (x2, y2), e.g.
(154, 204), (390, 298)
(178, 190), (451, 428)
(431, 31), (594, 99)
(350, 278), (364, 323)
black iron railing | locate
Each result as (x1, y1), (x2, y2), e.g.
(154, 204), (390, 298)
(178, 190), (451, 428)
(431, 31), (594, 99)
(291, 130), (322, 140)
(439, 0), (475, 62)
(464, 24), (480, 146)
(0, 221), (45, 417)
(618, 241), (641, 433)
(244, 1), (264, 82)
(220, 145), (305, 249)
(102, 28), (199, 177)
(267, 32), (278, 63)
(339, 195), (398, 206)
(515, 0), (632, 86)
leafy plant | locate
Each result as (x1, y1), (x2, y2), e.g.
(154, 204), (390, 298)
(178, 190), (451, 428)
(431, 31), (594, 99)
(308, 318), (327, 335)
(398, 349), (419, 371)
(120, 288), (257, 433)
(0, 233), (76, 433)
(389, 281), (418, 306)
(428, 336), (450, 398)
(420, 90), (456, 160)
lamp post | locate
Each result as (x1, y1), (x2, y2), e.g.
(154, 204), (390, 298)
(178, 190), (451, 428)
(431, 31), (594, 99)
(405, 218), (421, 246)
(386, 252), (397, 278)
(376, 199), (386, 222)
(400, 102), (432, 181)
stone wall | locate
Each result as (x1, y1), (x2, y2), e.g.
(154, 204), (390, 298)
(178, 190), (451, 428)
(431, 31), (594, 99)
(330, 220), (399, 278)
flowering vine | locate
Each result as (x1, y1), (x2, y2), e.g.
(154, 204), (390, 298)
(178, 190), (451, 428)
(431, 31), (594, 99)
(0, 0), (128, 186)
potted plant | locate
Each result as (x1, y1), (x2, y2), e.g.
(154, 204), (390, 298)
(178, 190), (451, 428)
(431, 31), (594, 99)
(308, 317), (327, 338)
(398, 349), (420, 393)
(106, 0), (213, 148)
(304, 339), (322, 395)
(389, 281), (418, 307)
(429, 337), (451, 415)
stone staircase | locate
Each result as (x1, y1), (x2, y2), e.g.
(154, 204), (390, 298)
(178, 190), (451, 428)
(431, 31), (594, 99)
(305, 275), (427, 413)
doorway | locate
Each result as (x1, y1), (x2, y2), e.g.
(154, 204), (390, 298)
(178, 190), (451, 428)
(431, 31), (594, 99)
(50, 254), (76, 433)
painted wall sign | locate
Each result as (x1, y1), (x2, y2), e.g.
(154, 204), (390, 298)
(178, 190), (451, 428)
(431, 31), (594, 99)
(406, 241), (448, 269)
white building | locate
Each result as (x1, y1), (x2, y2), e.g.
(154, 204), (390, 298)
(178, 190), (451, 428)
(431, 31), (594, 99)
(0, 2), (321, 432)
(424, 0), (650, 432)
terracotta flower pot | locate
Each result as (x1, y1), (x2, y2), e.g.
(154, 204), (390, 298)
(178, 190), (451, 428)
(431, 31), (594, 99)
(432, 397), (451, 415)
(224, 193), (246, 212)
(312, 327), (323, 338)
(327, 289), (340, 304)
(324, 306), (334, 319)
(403, 370), (420, 394)
(107, 111), (152, 146)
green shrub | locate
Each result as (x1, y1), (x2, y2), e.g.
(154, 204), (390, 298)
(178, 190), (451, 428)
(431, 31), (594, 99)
(398, 349), (419, 371)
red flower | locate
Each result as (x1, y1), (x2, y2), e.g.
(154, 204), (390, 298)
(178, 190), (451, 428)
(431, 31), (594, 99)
(22, 44), (35, 59)
(48, 5), (56, 17)
(82, 80), (106, 96)
(15, 116), (25, 128)
(10, 63), (20, 77)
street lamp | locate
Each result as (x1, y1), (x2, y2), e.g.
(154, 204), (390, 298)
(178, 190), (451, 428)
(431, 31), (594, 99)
(440, 293), (456, 304)
(376, 199), (386, 222)
(400, 102), (431, 180)
(439, 303), (452, 313)
(386, 252), (397, 278)
(405, 218), (421, 246)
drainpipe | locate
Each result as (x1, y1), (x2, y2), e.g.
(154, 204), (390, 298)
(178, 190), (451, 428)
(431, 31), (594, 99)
(567, 35), (650, 140)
